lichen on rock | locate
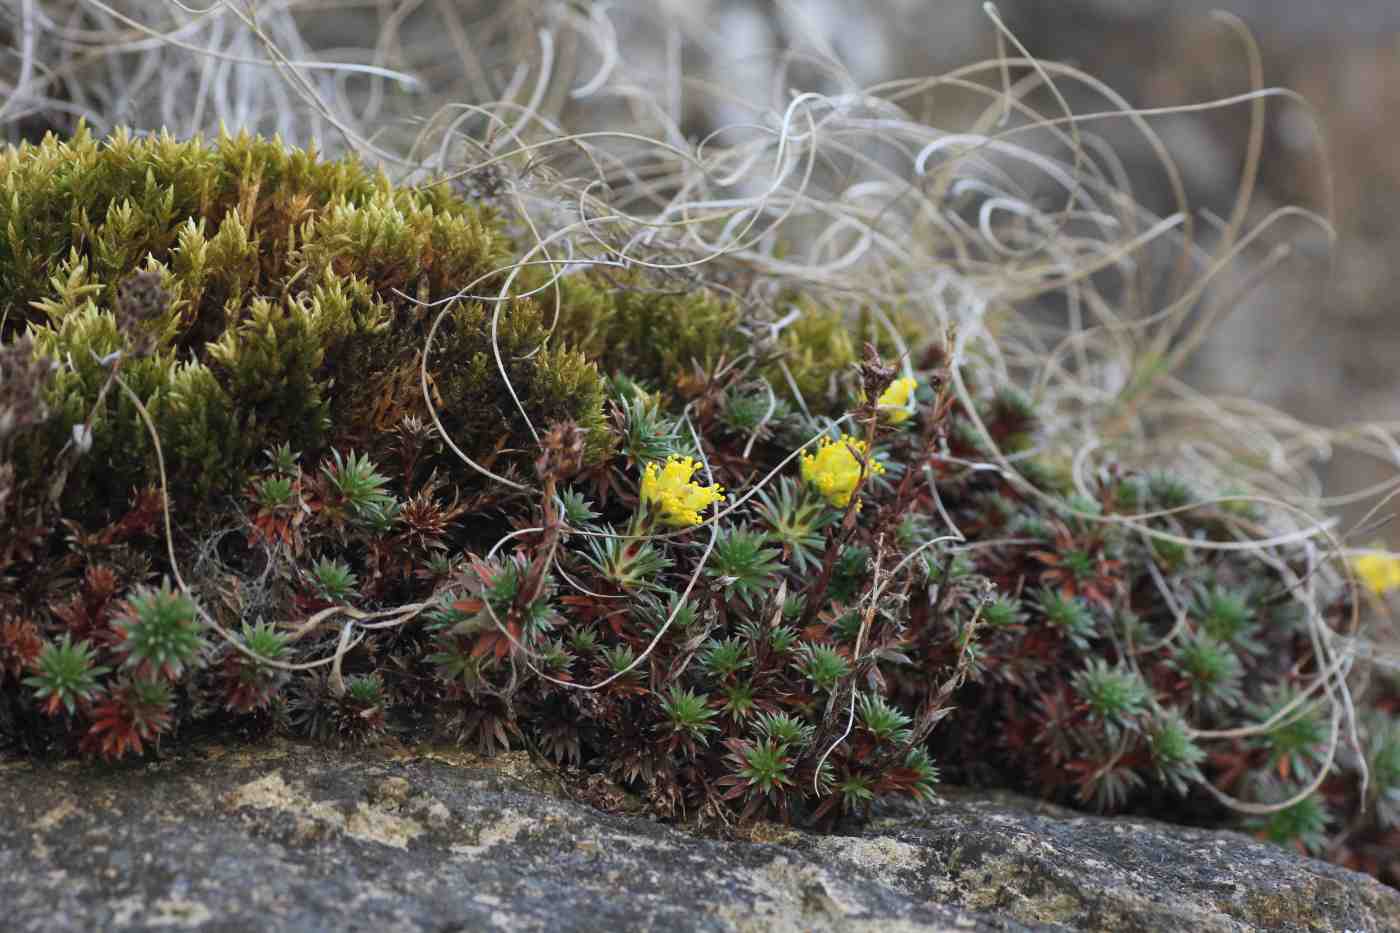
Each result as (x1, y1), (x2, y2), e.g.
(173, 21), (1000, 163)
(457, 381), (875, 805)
(3, 740), (1397, 932)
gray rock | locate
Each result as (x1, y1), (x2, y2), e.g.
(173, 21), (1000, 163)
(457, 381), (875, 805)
(1, 739), (1395, 932)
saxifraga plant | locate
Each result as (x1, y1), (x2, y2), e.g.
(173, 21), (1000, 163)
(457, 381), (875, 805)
(0, 119), (1390, 890)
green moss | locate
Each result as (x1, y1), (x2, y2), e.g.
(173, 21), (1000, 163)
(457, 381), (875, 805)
(536, 268), (742, 391)
(755, 300), (926, 415)
(765, 300), (857, 411)
(1, 127), (633, 514)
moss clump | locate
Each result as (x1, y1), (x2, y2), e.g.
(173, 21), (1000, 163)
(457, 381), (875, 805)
(537, 268), (742, 392)
(765, 300), (857, 412)
(760, 300), (923, 416)
(0, 127), (764, 517)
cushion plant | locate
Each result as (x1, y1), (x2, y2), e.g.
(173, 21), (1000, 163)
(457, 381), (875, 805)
(0, 126), (1395, 882)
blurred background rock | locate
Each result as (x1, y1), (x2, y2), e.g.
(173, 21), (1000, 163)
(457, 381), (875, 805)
(3, 0), (1397, 543)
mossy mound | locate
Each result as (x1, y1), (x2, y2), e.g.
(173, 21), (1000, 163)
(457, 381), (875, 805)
(0, 127), (763, 519)
(1, 128), (1396, 886)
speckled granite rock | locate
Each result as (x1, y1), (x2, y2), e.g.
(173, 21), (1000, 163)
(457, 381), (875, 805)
(1, 739), (1395, 932)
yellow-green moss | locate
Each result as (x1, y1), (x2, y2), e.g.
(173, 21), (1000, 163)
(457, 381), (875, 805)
(0, 128), (703, 514)
(529, 268), (743, 391)
(766, 300), (929, 414)
(2, 127), (887, 517)
(765, 301), (857, 412)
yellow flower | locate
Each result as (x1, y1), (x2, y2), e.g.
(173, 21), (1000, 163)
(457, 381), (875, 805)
(641, 456), (725, 527)
(800, 433), (885, 508)
(1353, 551), (1400, 596)
(876, 376), (918, 424)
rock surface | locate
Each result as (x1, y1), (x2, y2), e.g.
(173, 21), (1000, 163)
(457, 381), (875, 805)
(2, 739), (1396, 932)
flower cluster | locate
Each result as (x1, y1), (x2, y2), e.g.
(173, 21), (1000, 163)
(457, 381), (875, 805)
(799, 433), (885, 508)
(876, 376), (918, 424)
(640, 455), (726, 527)
(1354, 550), (1400, 596)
